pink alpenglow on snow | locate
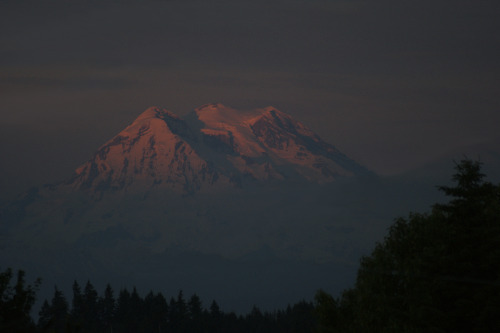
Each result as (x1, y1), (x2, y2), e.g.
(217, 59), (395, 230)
(70, 104), (370, 194)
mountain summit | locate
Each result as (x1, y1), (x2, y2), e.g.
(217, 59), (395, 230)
(69, 103), (369, 194)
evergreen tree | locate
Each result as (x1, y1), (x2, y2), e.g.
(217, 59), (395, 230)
(318, 160), (500, 332)
(168, 290), (187, 332)
(209, 299), (221, 318)
(129, 287), (143, 332)
(143, 291), (168, 333)
(0, 268), (40, 333)
(289, 300), (316, 333)
(187, 293), (203, 332)
(114, 288), (131, 333)
(70, 280), (84, 329)
(314, 290), (338, 333)
(37, 287), (69, 333)
(83, 280), (99, 331)
(37, 300), (52, 332)
(207, 300), (222, 333)
(176, 290), (187, 318)
(98, 284), (115, 333)
(188, 293), (202, 320)
(246, 306), (265, 332)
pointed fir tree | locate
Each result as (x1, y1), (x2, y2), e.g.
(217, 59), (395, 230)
(70, 280), (84, 328)
(37, 300), (52, 332)
(319, 159), (500, 332)
(114, 288), (131, 333)
(37, 287), (69, 333)
(83, 280), (99, 331)
(0, 268), (40, 333)
(188, 293), (203, 332)
(99, 283), (115, 332)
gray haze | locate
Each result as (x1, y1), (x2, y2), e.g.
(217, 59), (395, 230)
(1, 0), (500, 199)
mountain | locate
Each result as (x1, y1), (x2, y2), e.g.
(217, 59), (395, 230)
(68, 103), (369, 195)
(1, 104), (382, 312)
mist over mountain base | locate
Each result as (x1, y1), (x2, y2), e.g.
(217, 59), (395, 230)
(1, 175), (447, 313)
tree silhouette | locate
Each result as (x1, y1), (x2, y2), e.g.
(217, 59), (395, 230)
(99, 284), (115, 332)
(37, 286), (69, 333)
(70, 280), (84, 330)
(314, 290), (337, 333)
(317, 159), (500, 332)
(82, 280), (99, 331)
(187, 293), (203, 332)
(0, 268), (40, 333)
(143, 290), (168, 333)
(114, 288), (131, 333)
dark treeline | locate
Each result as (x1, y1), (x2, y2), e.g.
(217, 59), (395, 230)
(35, 280), (316, 333)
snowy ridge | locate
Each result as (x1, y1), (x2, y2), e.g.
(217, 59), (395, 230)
(70, 107), (220, 194)
(68, 103), (369, 194)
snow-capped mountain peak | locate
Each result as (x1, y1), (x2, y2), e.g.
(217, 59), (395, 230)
(68, 104), (369, 195)
(135, 106), (178, 120)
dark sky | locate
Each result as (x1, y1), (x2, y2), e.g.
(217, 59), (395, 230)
(1, 0), (500, 200)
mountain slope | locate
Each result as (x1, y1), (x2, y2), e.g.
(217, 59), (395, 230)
(69, 106), (220, 194)
(68, 103), (370, 196)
